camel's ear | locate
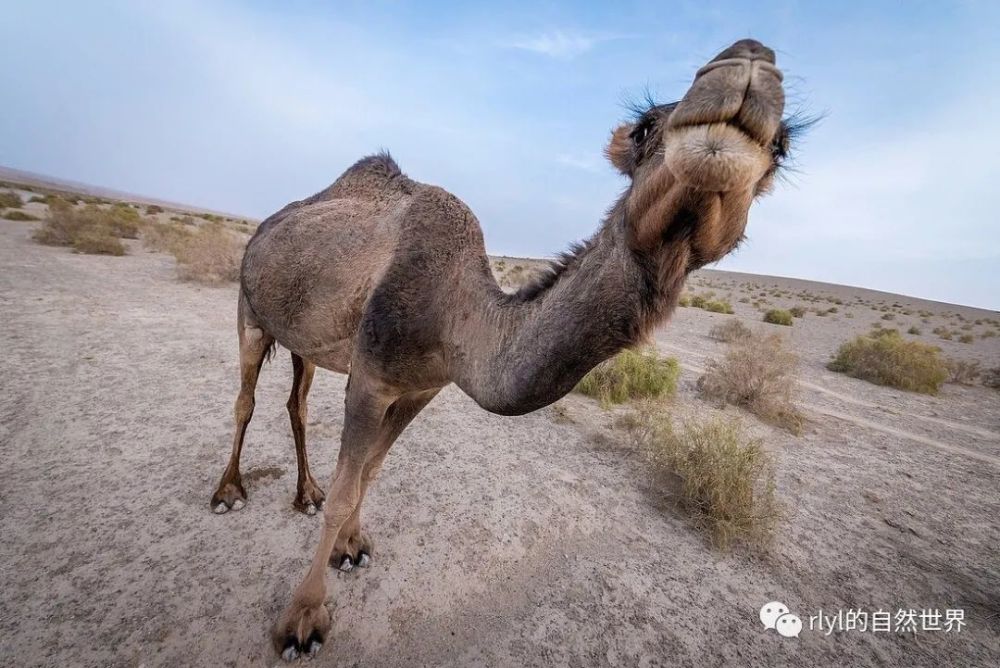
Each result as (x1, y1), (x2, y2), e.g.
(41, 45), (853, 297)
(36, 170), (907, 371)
(604, 124), (634, 175)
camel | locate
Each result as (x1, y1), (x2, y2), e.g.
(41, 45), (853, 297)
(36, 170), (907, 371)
(209, 39), (795, 660)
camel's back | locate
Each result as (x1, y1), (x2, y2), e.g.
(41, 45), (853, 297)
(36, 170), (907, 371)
(240, 154), (486, 369)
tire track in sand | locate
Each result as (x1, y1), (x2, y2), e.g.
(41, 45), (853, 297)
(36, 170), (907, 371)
(667, 351), (1000, 469)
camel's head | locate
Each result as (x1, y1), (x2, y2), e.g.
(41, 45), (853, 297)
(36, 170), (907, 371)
(606, 39), (796, 265)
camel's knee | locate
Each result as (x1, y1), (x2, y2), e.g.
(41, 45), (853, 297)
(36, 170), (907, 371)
(234, 395), (255, 422)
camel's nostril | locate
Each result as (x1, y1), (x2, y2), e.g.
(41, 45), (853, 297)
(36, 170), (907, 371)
(712, 39), (776, 65)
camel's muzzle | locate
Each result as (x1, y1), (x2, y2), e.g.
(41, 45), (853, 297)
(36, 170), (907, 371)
(661, 39), (785, 191)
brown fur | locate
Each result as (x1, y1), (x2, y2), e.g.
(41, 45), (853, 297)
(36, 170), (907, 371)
(206, 39), (795, 660)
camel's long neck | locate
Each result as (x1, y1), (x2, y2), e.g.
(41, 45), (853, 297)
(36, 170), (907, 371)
(446, 202), (689, 415)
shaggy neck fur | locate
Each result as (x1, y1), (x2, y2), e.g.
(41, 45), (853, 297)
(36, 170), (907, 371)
(447, 186), (692, 416)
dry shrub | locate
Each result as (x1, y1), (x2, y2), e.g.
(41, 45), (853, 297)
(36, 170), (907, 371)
(762, 309), (793, 326)
(827, 330), (947, 394)
(789, 306), (806, 318)
(32, 200), (131, 255)
(143, 220), (192, 255)
(626, 405), (779, 551)
(3, 210), (38, 221)
(72, 227), (125, 255)
(575, 348), (680, 407)
(698, 332), (803, 434)
(709, 319), (752, 343)
(0, 191), (23, 208)
(983, 367), (1000, 390)
(172, 223), (244, 284)
(945, 359), (981, 385)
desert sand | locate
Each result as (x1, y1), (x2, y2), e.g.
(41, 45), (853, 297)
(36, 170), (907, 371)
(1, 204), (998, 667)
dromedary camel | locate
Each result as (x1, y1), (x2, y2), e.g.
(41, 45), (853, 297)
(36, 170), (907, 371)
(210, 39), (795, 659)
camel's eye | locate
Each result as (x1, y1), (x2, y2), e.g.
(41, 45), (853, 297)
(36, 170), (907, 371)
(630, 121), (651, 145)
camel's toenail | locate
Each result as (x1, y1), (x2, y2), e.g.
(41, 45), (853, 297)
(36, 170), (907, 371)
(231, 499), (245, 511)
(357, 553), (371, 567)
(281, 644), (299, 662)
(213, 503), (228, 514)
(307, 640), (322, 657)
(339, 556), (354, 572)
(305, 503), (317, 516)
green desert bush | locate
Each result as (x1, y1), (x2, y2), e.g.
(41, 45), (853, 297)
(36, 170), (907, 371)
(32, 200), (130, 255)
(576, 348), (680, 407)
(678, 295), (691, 307)
(625, 406), (779, 551)
(2, 210), (38, 221)
(703, 299), (734, 314)
(762, 309), (793, 326)
(827, 330), (948, 394)
(0, 191), (23, 208)
(709, 319), (752, 343)
(698, 332), (803, 434)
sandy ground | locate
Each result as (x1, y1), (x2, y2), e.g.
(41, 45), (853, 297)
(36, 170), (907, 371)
(1, 218), (999, 667)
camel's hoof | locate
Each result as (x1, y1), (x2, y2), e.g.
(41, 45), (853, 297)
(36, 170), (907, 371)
(305, 503), (317, 516)
(338, 556), (354, 572)
(280, 631), (324, 662)
(281, 641), (299, 662)
(213, 503), (228, 514)
(357, 552), (371, 568)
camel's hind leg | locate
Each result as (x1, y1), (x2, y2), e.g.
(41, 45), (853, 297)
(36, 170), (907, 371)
(288, 353), (325, 515)
(210, 315), (274, 514)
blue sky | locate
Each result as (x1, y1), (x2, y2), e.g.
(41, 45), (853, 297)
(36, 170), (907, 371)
(1, 1), (998, 308)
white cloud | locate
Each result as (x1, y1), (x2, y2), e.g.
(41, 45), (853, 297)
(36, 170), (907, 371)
(554, 153), (606, 173)
(504, 30), (626, 59)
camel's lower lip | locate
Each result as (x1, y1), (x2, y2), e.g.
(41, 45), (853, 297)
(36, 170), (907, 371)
(661, 122), (771, 191)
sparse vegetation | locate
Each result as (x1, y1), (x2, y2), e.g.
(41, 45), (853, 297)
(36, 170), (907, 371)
(32, 199), (132, 255)
(697, 332), (802, 434)
(958, 334), (974, 344)
(2, 210), (38, 221)
(828, 330), (948, 394)
(789, 306), (805, 318)
(945, 359), (981, 385)
(983, 367), (1000, 390)
(762, 309), (793, 326)
(575, 348), (680, 407)
(625, 406), (779, 551)
(703, 299), (734, 314)
(145, 204), (164, 215)
(709, 319), (752, 343)
(907, 326), (921, 335)
(0, 191), (23, 209)
(171, 222), (245, 284)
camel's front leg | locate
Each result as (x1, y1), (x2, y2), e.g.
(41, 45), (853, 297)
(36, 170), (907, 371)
(329, 388), (439, 572)
(272, 382), (438, 660)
